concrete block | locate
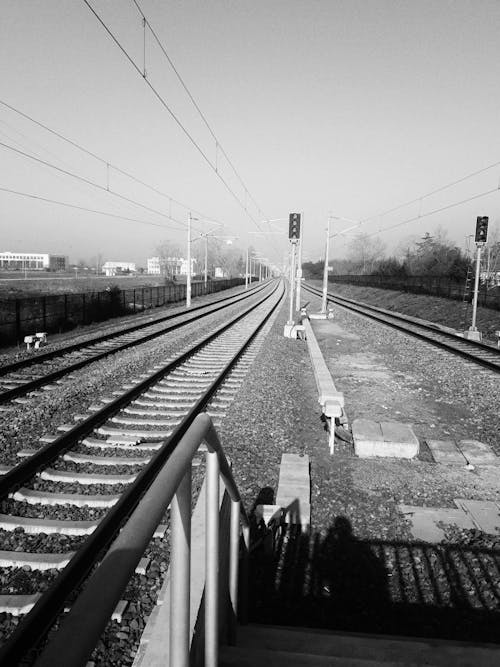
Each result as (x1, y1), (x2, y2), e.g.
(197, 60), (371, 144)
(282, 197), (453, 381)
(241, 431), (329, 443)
(319, 390), (344, 408)
(457, 439), (498, 465)
(323, 399), (342, 418)
(399, 505), (474, 542)
(353, 419), (419, 459)
(276, 454), (310, 531)
(427, 440), (467, 465)
(454, 499), (500, 534)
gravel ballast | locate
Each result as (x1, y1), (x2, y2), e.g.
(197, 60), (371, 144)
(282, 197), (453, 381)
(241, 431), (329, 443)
(1, 280), (499, 660)
(218, 287), (500, 643)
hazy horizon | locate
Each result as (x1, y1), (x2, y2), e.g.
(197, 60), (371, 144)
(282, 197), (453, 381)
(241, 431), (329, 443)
(1, 1), (499, 269)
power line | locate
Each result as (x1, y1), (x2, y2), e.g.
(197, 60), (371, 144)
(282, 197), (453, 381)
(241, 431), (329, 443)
(363, 159), (500, 224)
(0, 185), (182, 230)
(0, 139), (188, 230)
(364, 186), (499, 239)
(82, 0), (271, 240)
(0, 98), (220, 227)
(131, 0), (270, 227)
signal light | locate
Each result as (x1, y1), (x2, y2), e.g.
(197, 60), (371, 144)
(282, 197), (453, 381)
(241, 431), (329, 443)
(475, 216), (488, 244)
(289, 213), (301, 241)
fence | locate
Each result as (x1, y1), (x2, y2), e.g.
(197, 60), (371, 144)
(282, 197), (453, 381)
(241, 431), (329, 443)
(0, 278), (245, 347)
(329, 275), (500, 311)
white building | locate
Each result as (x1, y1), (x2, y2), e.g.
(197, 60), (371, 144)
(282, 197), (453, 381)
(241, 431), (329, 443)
(147, 257), (196, 277)
(214, 267), (228, 278)
(0, 251), (49, 270)
(102, 261), (136, 276)
(147, 257), (161, 275)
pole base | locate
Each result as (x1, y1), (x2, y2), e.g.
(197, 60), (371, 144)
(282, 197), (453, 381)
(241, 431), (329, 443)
(463, 329), (482, 341)
(309, 312), (328, 320)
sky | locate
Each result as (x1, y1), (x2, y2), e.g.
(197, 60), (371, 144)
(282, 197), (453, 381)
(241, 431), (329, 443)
(1, 0), (500, 269)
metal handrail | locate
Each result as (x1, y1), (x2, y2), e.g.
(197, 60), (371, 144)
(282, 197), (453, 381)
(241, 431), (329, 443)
(34, 413), (249, 667)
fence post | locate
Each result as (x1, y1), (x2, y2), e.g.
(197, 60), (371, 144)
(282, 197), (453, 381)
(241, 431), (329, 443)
(142, 288), (145, 311)
(133, 289), (136, 313)
(42, 296), (47, 331)
(82, 294), (86, 324)
(64, 294), (68, 323)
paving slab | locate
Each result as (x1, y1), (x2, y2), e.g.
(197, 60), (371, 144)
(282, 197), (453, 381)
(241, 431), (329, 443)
(454, 499), (500, 534)
(399, 505), (474, 542)
(427, 439), (468, 465)
(457, 440), (499, 465)
(276, 454), (310, 530)
(353, 419), (419, 459)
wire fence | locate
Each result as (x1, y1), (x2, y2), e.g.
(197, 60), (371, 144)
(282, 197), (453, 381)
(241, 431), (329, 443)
(329, 274), (500, 311)
(0, 278), (245, 348)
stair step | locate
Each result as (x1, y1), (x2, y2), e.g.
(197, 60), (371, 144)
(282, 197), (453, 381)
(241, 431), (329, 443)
(219, 645), (418, 666)
(234, 625), (500, 666)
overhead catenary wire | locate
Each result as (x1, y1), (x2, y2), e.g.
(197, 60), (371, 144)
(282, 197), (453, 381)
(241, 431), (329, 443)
(364, 186), (500, 239)
(0, 186), (182, 231)
(333, 161), (500, 242)
(0, 139), (193, 230)
(0, 98), (220, 228)
(82, 0), (276, 247)
(131, 0), (270, 229)
(362, 159), (500, 224)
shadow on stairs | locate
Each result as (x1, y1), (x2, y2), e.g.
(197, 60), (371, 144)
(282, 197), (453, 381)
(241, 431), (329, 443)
(220, 623), (500, 666)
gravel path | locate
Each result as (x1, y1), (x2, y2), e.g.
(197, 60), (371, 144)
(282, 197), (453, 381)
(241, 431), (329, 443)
(221, 287), (500, 643)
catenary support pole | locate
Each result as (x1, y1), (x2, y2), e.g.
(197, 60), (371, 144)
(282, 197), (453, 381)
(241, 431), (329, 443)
(320, 218), (331, 314)
(186, 213), (192, 308)
(204, 234), (208, 286)
(245, 248), (249, 289)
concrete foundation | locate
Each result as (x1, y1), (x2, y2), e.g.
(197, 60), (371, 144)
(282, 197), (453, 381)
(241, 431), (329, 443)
(353, 419), (419, 459)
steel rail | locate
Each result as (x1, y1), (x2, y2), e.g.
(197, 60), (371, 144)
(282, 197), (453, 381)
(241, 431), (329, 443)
(0, 280), (284, 665)
(303, 283), (500, 373)
(0, 280), (268, 377)
(0, 281), (272, 403)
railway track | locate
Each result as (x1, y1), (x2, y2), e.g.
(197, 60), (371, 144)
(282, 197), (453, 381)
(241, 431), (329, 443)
(303, 283), (500, 373)
(0, 281), (270, 404)
(0, 278), (284, 664)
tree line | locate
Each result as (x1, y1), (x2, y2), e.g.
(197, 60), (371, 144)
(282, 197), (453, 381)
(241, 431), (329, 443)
(303, 228), (500, 284)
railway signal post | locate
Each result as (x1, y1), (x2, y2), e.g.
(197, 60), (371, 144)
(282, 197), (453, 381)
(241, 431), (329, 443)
(284, 212), (301, 337)
(464, 216), (488, 341)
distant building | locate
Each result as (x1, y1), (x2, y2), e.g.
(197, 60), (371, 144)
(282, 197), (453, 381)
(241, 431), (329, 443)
(0, 251), (49, 270)
(147, 256), (196, 277)
(147, 257), (161, 275)
(0, 252), (69, 271)
(49, 254), (68, 271)
(214, 267), (228, 278)
(102, 261), (136, 276)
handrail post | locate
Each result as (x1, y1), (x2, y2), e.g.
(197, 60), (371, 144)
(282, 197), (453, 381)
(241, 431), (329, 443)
(170, 465), (192, 667)
(228, 499), (240, 644)
(205, 450), (219, 667)
(239, 524), (250, 625)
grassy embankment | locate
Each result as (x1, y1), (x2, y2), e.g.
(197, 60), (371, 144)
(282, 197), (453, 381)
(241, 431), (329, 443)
(324, 281), (500, 343)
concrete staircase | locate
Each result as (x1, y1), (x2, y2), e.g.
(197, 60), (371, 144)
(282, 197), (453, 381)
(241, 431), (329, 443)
(220, 623), (500, 666)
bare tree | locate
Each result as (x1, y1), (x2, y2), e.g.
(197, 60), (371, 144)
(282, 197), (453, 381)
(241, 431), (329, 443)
(155, 240), (182, 279)
(346, 234), (386, 274)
